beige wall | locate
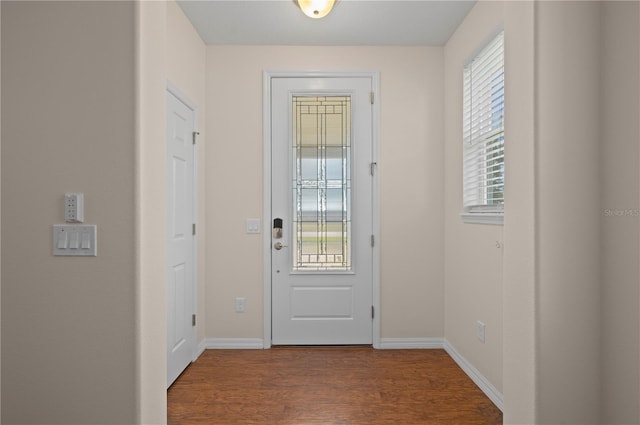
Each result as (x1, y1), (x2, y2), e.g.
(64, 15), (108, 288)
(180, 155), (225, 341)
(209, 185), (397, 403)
(205, 46), (445, 341)
(449, 3), (640, 424)
(443, 1), (504, 395)
(137, 2), (206, 421)
(136, 1), (168, 423)
(166, 0), (207, 345)
(2, 2), (138, 423)
(3, 2), (639, 424)
(536, 1), (602, 423)
(502, 1), (537, 423)
(1, 2), (204, 423)
(601, 2), (640, 423)
(0, 2), (3, 418)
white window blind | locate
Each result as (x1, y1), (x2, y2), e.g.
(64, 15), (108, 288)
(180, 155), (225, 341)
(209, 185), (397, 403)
(463, 31), (504, 218)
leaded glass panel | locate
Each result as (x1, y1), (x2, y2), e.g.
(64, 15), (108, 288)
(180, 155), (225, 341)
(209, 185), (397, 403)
(292, 96), (351, 271)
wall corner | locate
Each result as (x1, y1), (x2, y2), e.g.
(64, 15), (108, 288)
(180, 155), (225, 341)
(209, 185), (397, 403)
(135, 1), (168, 423)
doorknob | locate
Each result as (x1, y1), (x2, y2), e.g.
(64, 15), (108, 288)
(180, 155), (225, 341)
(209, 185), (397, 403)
(274, 241), (288, 250)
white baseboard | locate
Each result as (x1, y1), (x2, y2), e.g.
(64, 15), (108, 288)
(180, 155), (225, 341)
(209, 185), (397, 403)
(379, 337), (444, 349)
(443, 339), (504, 411)
(198, 338), (265, 352)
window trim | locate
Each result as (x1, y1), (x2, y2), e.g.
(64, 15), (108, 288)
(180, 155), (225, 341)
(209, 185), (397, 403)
(460, 207), (504, 225)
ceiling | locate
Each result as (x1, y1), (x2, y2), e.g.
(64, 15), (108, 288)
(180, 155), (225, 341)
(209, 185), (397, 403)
(176, 0), (477, 46)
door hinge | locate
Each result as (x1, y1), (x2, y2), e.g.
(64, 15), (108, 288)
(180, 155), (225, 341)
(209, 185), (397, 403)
(370, 91), (375, 104)
(371, 306), (375, 319)
(370, 162), (377, 176)
(192, 131), (200, 145)
(371, 234), (375, 247)
(192, 223), (196, 235)
(192, 314), (197, 327)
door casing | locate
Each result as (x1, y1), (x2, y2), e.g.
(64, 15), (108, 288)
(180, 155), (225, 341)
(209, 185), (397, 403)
(262, 71), (381, 348)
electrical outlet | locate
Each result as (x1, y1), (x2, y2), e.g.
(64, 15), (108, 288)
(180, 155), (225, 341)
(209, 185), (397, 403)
(235, 297), (246, 313)
(65, 193), (84, 223)
(477, 321), (486, 343)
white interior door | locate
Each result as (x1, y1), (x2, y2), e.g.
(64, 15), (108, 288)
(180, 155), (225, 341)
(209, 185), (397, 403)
(271, 76), (374, 345)
(166, 88), (197, 387)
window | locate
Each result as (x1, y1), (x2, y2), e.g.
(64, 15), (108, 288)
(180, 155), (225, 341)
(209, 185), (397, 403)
(462, 31), (504, 225)
(292, 95), (352, 271)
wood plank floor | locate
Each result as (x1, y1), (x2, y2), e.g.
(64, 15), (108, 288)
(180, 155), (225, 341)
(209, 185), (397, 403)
(168, 347), (502, 425)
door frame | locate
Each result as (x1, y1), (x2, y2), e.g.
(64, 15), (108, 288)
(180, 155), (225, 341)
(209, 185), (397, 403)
(262, 71), (380, 349)
(166, 81), (199, 366)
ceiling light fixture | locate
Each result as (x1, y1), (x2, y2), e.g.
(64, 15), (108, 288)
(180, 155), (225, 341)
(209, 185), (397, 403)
(296, 0), (336, 19)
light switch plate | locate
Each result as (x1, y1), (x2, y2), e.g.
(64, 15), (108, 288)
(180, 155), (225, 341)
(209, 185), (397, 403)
(246, 218), (261, 234)
(53, 224), (97, 256)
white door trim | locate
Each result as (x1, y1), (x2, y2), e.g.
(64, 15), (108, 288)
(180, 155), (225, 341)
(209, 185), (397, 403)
(166, 81), (199, 362)
(262, 71), (380, 349)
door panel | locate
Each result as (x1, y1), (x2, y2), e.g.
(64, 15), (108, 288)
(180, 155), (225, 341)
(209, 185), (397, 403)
(290, 286), (354, 319)
(271, 77), (373, 345)
(167, 90), (196, 387)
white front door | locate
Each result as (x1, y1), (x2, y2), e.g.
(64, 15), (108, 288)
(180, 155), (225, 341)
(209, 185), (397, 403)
(166, 88), (197, 387)
(271, 76), (374, 345)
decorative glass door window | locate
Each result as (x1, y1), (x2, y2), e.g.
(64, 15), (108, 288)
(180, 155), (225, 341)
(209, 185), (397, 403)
(292, 95), (351, 271)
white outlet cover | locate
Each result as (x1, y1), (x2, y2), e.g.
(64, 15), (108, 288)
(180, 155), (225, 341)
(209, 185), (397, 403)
(477, 321), (486, 343)
(64, 193), (84, 223)
(235, 297), (246, 312)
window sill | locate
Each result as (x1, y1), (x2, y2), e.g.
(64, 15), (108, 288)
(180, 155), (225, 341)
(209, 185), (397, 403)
(460, 212), (504, 225)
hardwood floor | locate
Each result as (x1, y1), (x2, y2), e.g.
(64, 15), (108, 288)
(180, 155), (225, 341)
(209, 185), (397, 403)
(168, 347), (502, 425)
